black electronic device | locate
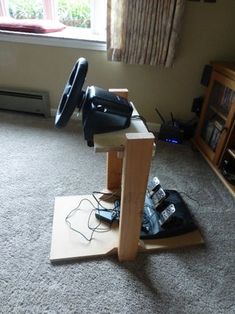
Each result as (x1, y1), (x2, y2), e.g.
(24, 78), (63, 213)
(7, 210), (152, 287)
(155, 108), (184, 144)
(178, 118), (198, 140)
(191, 96), (204, 116)
(141, 177), (197, 239)
(95, 177), (198, 239)
(221, 156), (235, 185)
(201, 64), (212, 87)
(140, 189), (197, 239)
(55, 57), (133, 146)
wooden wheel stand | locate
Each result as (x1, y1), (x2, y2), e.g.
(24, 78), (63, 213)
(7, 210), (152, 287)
(50, 90), (203, 262)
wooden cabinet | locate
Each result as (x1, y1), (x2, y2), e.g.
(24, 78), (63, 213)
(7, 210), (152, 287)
(194, 62), (235, 197)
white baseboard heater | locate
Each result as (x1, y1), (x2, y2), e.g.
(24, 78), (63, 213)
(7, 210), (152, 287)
(0, 87), (51, 117)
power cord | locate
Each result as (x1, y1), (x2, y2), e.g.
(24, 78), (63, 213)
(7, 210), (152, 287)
(65, 198), (101, 242)
(65, 191), (120, 242)
(65, 189), (201, 241)
(92, 190), (119, 211)
(131, 115), (149, 131)
(178, 191), (201, 211)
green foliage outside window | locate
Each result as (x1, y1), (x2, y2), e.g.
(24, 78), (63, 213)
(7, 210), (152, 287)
(58, 0), (91, 28)
(8, 0), (91, 28)
(9, 0), (43, 19)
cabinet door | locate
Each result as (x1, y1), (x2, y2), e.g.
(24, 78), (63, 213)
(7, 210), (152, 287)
(195, 71), (235, 165)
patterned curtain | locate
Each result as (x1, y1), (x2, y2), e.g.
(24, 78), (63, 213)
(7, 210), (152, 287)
(107, 0), (186, 67)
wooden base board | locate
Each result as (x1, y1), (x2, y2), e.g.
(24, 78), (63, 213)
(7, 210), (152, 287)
(50, 194), (119, 262)
(50, 195), (204, 262)
(140, 230), (204, 252)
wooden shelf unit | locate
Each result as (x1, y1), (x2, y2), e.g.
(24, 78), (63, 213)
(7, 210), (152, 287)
(194, 62), (235, 197)
(210, 105), (227, 121)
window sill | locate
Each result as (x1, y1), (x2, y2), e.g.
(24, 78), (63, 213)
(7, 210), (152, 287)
(0, 27), (106, 51)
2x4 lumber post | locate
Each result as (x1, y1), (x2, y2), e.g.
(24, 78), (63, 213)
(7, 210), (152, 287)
(118, 133), (155, 261)
(106, 89), (129, 191)
(106, 152), (123, 191)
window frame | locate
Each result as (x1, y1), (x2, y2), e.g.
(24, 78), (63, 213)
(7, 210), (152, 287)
(0, 0), (107, 51)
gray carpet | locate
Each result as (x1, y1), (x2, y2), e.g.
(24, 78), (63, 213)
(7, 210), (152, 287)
(0, 111), (234, 314)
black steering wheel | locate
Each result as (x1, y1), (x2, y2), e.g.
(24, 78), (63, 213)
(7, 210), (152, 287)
(55, 57), (88, 128)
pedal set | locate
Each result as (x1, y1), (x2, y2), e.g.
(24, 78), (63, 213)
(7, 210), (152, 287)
(95, 177), (198, 239)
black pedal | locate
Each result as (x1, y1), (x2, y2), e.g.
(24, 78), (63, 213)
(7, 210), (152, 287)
(147, 177), (166, 207)
(95, 179), (198, 241)
(159, 204), (176, 226)
(140, 190), (198, 239)
(141, 202), (158, 233)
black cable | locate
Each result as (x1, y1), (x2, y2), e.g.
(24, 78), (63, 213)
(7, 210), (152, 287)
(178, 191), (201, 210)
(131, 115), (150, 131)
(92, 193), (111, 211)
(92, 190), (120, 211)
(65, 191), (120, 241)
(87, 208), (111, 233)
(92, 191), (118, 195)
(89, 191), (114, 232)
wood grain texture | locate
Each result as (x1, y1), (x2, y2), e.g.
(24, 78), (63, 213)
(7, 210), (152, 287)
(118, 133), (155, 261)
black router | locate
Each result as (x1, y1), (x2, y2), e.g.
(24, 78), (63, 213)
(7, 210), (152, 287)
(155, 108), (183, 144)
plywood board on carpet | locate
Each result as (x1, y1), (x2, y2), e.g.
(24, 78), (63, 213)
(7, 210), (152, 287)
(50, 195), (204, 262)
(50, 194), (119, 262)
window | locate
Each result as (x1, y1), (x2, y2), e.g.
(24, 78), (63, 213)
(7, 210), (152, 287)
(0, 0), (107, 49)
(7, 0), (44, 19)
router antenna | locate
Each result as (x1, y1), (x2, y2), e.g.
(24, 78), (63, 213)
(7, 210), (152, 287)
(170, 112), (175, 126)
(155, 107), (165, 124)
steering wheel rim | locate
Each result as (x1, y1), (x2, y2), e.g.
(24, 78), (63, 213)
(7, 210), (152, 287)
(55, 57), (88, 128)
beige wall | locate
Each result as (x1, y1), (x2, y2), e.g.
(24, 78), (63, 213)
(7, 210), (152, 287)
(0, 0), (235, 123)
